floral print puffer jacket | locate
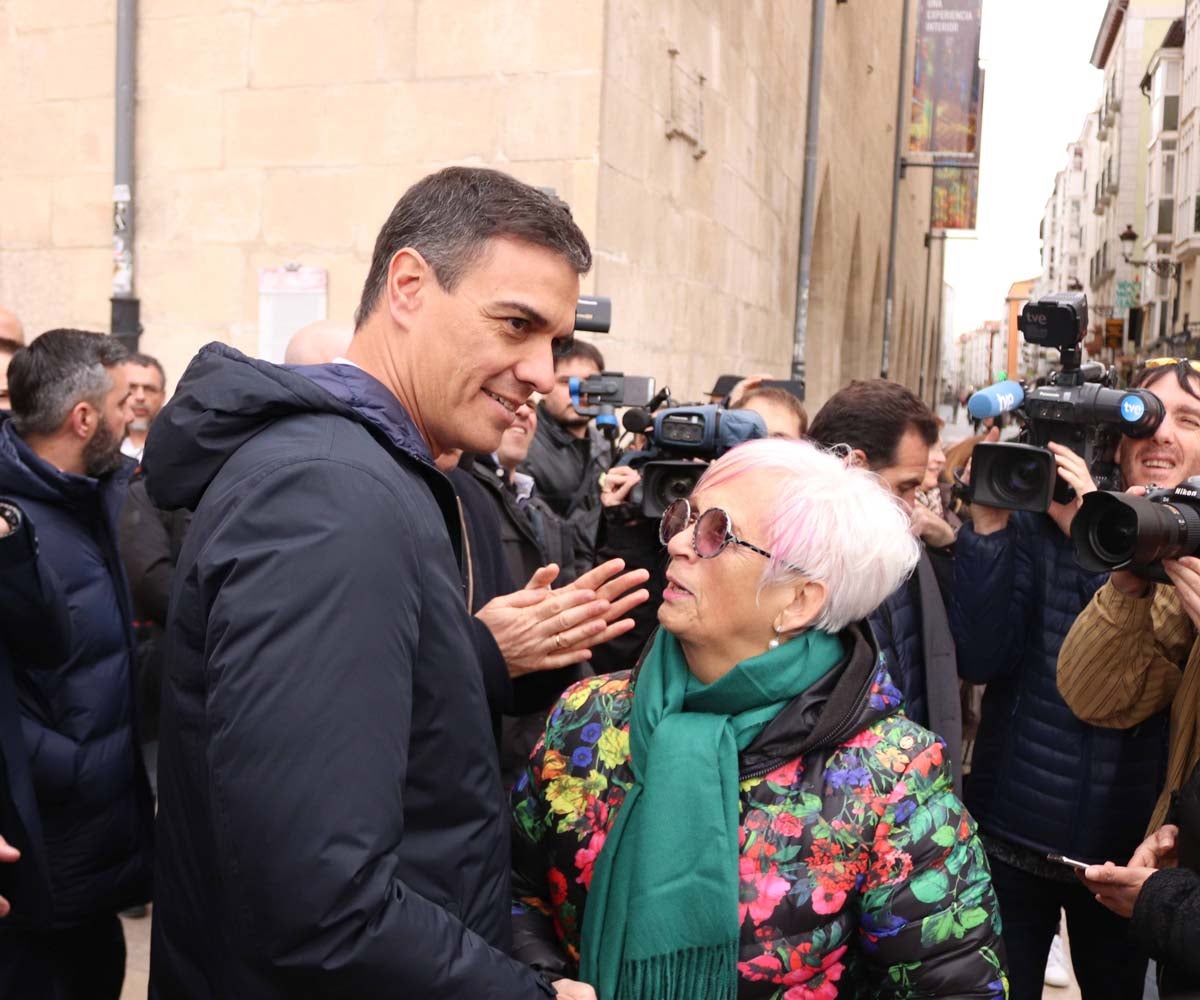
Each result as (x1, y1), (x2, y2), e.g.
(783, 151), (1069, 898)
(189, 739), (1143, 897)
(511, 624), (1007, 999)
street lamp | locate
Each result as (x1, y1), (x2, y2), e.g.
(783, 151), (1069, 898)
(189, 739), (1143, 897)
(1119, 224), (1180, 278)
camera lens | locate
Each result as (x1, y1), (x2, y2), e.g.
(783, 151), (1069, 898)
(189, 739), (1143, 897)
(658, 474), (696, 507)
(996, 455), (1048, 507)
(1088, 508), (1138, 564)
(1074, 491), (1200, 573)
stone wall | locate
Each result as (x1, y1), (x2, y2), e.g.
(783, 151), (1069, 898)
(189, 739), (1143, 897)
(0, 0), (939, 408)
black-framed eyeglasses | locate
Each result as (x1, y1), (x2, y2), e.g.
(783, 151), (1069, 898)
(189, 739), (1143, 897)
(659, 497), (800, 570)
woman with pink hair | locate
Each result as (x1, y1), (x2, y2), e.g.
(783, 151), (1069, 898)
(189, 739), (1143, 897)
(510, 438), (1007, 999)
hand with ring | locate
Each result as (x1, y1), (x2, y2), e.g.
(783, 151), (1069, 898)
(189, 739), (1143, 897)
(475, 559), (651, 677)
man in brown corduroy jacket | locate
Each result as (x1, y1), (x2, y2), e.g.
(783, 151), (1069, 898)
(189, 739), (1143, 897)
(1058, 359), (1200, 989)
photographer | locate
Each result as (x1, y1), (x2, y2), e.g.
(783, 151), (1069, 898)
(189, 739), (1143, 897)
(519, 340), (611, 577)
(1058, 359), (1200, 991)
(954, 361), (1184, 998)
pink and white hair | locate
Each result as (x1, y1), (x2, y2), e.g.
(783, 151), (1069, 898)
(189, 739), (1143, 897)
(695, 438), (919, 632)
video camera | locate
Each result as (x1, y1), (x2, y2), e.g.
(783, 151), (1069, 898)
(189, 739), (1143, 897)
(965, 292), (1164, 513)
(569, 372), (658, 440)
(622, 403), (767, 519)
(1072, 479), (1200, 582)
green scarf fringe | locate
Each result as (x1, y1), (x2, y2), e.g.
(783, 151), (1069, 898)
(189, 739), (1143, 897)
(616, 940), (740, 1000)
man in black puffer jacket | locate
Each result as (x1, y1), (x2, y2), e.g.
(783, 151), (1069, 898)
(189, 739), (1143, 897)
(144, 168), (599, 1000)
(951, 403), (1176, 998)
(807, 380), (964, 789)
(0, 330), (154, 1000)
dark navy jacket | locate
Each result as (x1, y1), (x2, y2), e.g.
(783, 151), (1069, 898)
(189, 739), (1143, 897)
(0, 509), (67, 930)
(143, 346), (553, 1000)
(950, 512), (1169, 863)
(0, 419), (154, 927)
(868, 550), (963, 792)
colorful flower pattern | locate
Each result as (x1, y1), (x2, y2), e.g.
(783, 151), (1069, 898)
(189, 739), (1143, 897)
(512, 664), (1008, 998)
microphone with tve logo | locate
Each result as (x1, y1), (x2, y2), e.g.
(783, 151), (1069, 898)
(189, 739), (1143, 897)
(967, 380), (1025, 421)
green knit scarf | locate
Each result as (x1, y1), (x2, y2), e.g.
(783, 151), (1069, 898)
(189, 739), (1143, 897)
(579, 626), (844, 1000)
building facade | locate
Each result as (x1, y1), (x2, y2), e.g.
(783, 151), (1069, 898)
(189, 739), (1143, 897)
(1035, 145), (1086, 305)
(955, 320), (1003, 397)
(1169, 0), (1200, 345)
(0, 1), (947, 409)
(1089, 0), (1184, 364)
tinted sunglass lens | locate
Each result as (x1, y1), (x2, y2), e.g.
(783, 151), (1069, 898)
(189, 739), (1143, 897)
(660, 499), (689, 545)
(695, 508), (729, 557)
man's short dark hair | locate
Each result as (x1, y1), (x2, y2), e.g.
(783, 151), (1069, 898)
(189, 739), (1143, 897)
(552, 338), (604, 372)
(355, 167), (593, 328)
(733, 387), (809, 437)
(807, 379), (938, 469)
(127, 352), (166, 388)
(8, 330), (129, 437)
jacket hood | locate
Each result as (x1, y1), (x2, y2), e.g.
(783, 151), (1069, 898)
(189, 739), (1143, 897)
(143, 343), (433, 511)
(0, 415), (132, 511)
(740, 620), (898, 775)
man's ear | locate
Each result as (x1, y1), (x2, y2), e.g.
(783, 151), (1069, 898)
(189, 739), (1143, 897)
(67, 400), (94, 441)
(777, 578), (829, 634)
(385, 247), (435, 326)
(848, 448), (869, 470)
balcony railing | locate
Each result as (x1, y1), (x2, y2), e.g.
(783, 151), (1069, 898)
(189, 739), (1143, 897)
(1090, 240), (1116, 286)
(1105, 157), (1119, 195)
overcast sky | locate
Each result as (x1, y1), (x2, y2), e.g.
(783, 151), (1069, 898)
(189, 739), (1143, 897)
(943, 0), (1110, 337)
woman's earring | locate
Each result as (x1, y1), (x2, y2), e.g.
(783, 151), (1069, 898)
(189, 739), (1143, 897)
(768, 627), (782, 651)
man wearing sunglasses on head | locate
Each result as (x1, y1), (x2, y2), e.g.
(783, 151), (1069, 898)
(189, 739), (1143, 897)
(1058, 357), (1200, 995)
(952, 357), (1194, 998)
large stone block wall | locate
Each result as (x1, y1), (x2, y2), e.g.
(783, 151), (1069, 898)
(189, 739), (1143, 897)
(0, 0), (605, 386)
(0, 0), (939, 408)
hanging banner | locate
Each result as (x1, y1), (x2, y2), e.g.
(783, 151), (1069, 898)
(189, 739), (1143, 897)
(909, 0), (983, 157)
(932, 165), (978, 229)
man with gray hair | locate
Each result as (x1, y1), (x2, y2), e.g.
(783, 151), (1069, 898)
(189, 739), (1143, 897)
(145, 167), (603, 998)
(0, 330), (154, 1000)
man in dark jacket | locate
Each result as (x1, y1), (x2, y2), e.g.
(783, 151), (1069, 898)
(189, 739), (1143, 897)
(467, 401), (588, 784)
(119, 471), (191, 784)
(144, 167), (599, 999)
(951, 381), (1179, 997)
(0, 500), (65, 937)
(0, 330), (154, 1000)
(806, 379), (963, 788)
(519, 339), (610, 578)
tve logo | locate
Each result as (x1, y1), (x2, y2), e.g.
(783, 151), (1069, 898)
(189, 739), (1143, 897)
(1120, 395), (1147, 422)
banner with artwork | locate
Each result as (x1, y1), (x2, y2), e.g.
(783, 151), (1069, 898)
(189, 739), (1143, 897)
(910, 0), (983, 157)
(932, 165), (978, 230)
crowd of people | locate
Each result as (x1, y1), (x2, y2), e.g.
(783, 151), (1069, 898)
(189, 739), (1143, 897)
(4, 166), (1200, 999)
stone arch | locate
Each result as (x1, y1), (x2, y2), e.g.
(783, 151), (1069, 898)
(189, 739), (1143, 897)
(805, 166), (837, 407)
(865, 251), (884, 379)
(838, 218), (865, 387)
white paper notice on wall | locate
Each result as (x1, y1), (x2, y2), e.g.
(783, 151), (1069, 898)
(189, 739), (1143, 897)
(258, 264), (328, 363)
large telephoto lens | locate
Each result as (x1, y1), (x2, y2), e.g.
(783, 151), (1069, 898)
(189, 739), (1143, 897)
(1072, 491), (1200, 576)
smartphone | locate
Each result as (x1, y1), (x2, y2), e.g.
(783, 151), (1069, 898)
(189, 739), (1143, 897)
(1046, 853), (1092, 872)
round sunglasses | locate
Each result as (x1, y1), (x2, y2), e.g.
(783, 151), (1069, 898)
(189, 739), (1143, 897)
(659, 497), (793, 566)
